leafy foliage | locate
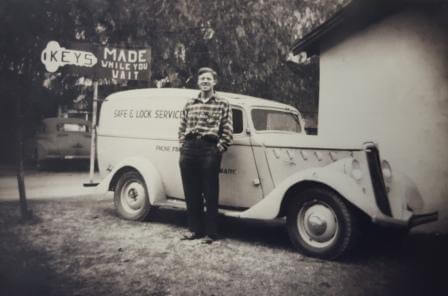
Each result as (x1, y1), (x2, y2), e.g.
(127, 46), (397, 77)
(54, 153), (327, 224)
(0, 0), (349, 132)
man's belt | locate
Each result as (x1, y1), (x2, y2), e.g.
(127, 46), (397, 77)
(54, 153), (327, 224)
(185, 133), (218, 144)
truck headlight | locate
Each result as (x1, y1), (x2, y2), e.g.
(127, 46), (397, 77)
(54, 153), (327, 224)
(381, 160), (392, 183)
(345, 158), (363, 181)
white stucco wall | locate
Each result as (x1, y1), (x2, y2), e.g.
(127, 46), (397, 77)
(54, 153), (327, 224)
(319, 7), (448, 232)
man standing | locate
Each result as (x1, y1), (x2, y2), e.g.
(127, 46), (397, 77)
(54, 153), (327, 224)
(178, 67), (233, 244)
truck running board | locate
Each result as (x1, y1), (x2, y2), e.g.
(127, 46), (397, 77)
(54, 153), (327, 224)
(154, 197), (246, 217)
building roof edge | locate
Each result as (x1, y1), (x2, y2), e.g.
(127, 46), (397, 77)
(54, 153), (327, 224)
(290, 0), (444, 55)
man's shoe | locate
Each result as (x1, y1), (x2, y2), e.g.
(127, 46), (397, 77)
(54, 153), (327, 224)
(181, 233), (204, 241)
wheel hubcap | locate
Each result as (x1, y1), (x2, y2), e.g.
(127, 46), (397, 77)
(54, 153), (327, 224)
(307, 214), (327, 236)
(121, 181), (145, 212)
(298, 201), (338, 248)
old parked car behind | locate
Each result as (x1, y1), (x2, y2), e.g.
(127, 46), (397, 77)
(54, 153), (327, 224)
(95, 88), (437, 259)
(34, 117), (91, 169)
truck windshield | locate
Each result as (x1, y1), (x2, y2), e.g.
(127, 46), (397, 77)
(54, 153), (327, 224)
(251, 109), (302, 133)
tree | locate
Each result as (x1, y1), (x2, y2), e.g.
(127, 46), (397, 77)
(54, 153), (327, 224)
(0, 0), (349, 149)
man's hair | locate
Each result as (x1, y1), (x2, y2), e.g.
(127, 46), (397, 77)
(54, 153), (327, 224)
(197, 67), (217, 79)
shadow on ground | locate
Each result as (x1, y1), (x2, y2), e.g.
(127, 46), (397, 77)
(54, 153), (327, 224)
(0, 213), (81, 296)
(107, 206), (293, 251)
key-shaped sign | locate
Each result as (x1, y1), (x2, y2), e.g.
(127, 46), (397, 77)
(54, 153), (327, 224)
(41, 41), (98, 73)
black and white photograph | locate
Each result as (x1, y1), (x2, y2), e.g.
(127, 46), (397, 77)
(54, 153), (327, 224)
(0, 0), (447, 295)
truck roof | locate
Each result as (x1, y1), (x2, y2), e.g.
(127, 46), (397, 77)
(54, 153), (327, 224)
(105, 88), (298, 112)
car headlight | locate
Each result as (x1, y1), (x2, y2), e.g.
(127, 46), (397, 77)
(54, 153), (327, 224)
(381, 160), (392, 183)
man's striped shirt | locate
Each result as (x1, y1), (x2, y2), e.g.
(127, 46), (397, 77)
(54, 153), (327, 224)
(178, 94), (233, 151)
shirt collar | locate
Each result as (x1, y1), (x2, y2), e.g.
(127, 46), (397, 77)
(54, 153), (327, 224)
(193, 92), (217, 103)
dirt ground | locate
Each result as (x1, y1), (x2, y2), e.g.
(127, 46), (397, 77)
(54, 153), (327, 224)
(0, 195), (446, 296)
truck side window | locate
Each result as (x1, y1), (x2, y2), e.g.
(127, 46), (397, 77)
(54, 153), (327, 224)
(232, 109), (243, 134)
(251, 109), (302, 133)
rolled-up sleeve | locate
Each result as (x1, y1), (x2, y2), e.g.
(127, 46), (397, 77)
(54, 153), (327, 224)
(217, 101), (233, 151)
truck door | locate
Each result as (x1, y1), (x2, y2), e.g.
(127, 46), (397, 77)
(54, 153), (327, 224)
(219, 107), (264, 208)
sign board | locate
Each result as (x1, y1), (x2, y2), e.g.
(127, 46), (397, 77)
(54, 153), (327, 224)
(41, 41), (151, 81)
(41, 41), (97, 72)
(99, 46), (150, 81)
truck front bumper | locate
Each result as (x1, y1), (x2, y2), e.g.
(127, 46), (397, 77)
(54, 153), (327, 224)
(372, 211), (438, 229)
(408, 211), (439, 228)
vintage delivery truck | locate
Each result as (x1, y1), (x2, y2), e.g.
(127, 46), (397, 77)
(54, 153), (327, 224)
(95, 88), (437, 259)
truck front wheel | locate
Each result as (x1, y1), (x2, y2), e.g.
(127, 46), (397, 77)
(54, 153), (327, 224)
(114, 171), (152, 221)
(286, 187), (358, 260)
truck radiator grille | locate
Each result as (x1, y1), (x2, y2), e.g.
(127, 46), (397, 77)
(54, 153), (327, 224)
(365, 145), (392, 216)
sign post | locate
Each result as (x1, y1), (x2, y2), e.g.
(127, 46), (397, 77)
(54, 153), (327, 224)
(84, 80), (99, 187)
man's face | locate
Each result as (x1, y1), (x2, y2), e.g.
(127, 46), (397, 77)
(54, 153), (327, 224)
(197, 72), (216, 92)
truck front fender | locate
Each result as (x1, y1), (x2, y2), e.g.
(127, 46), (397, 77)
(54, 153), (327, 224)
(239, 166), (375, 220)
(96, 157), (166, 205)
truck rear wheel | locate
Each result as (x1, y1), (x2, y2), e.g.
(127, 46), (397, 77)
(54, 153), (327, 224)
(114, 171), (152, 221)
(286, 187), (358, 260)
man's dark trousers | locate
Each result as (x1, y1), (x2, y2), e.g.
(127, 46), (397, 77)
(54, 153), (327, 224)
(179, 138), (222, 237)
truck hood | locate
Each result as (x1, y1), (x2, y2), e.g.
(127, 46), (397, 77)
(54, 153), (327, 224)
(251, 132), (370, 151)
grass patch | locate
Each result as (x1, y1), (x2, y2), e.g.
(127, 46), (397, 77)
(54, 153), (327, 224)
(0, 198), (446, 296)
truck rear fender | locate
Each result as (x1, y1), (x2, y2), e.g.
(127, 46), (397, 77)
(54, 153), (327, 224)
(96, 157), (166, 205)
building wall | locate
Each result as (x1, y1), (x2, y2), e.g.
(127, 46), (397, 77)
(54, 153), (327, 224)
(319, 6), (448, 232)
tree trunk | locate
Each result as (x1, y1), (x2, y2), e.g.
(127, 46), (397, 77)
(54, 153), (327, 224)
(16, 89), (31, 220)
